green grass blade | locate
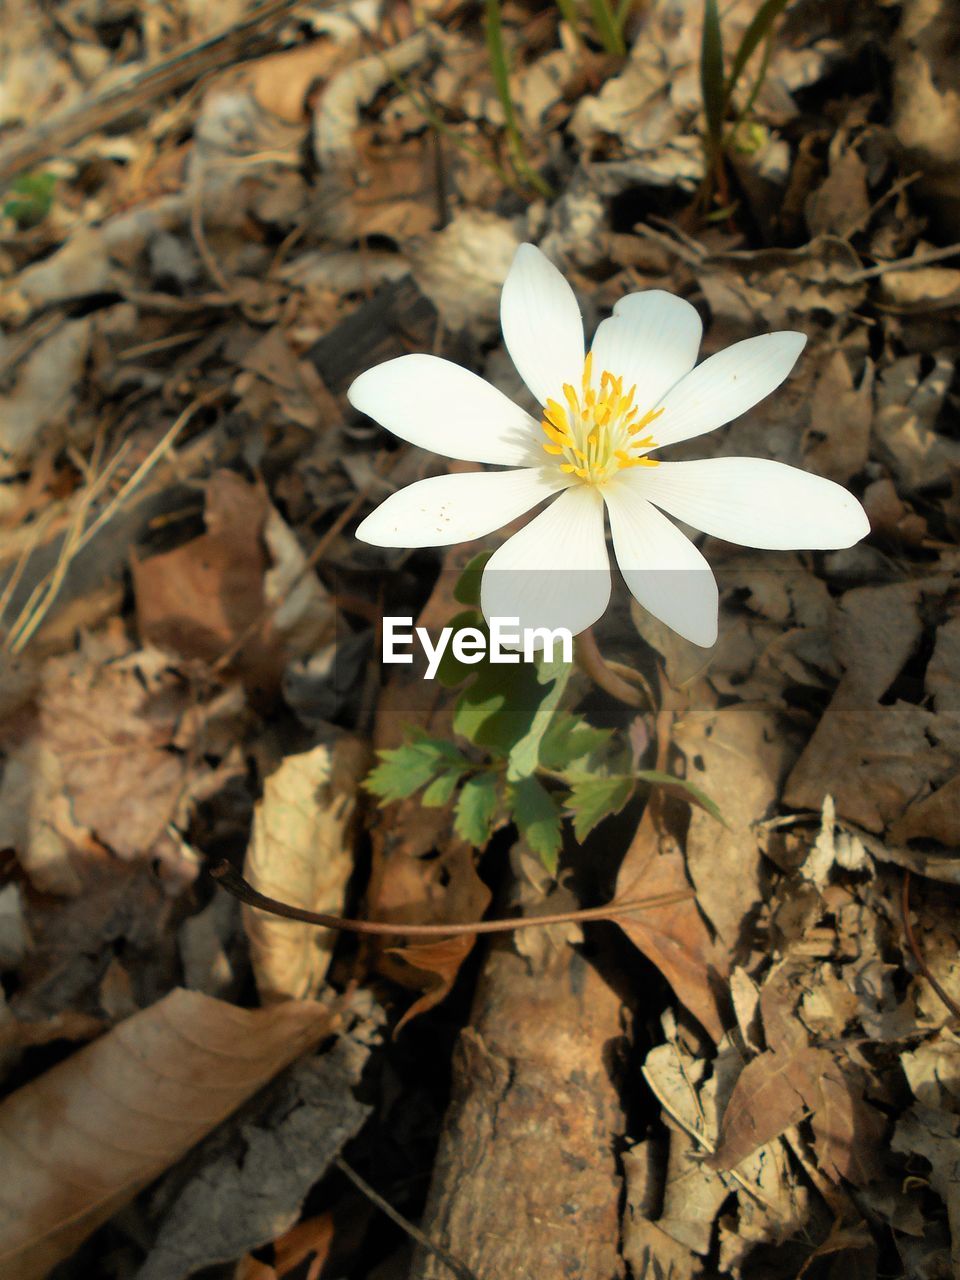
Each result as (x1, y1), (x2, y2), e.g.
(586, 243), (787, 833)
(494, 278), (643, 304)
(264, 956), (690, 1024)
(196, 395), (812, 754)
(554, 0), (583, 43)
(726, 27), (775, 142)
(484, 0), (554, 197)
(587, 0), (626, 56)
(724, 0), (790, 107)
(700, 0), (726, 149)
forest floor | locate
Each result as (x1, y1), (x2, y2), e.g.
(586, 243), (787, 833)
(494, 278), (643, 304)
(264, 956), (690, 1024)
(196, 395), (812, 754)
(1, 0), (959, 1277)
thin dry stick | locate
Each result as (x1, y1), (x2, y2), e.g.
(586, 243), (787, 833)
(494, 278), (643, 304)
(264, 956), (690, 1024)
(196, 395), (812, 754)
(6, 423), (123, 652)
(334, 1156), (479, 1280)
(210, 859), (694, 936)
(900, 870), (960, 1022)
(842, 240), (960, 284)
(4, 393), (216, 654)
(73, 390), (221, 551)
(0, 0), (317, 188)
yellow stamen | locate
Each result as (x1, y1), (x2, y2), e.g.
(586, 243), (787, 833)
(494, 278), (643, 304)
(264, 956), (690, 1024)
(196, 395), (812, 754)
(540, 353), (662, 482)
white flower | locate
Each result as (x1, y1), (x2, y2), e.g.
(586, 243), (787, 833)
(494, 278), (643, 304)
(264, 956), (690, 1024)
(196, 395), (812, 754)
(349, 244), (869, 646)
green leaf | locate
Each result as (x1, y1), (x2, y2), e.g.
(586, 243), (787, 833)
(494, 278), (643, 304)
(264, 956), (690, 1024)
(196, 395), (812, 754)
(567, 775), (635, 842)
(506, 658), (572, 781)
(434, 610), (486, 688)
(510, 776), (562, 874)
(3, 171), (56, 228)
(455, 771), (500, 847)
(364, 732), (468, 805)
(587, 0), (626, 56)
(634, 769), (726, 826)
(700, 0), (725, 148)
(484, 0), (554, 197)
(453, 658), (545, 754)
(422, 769), (465, 808)
(724, 0), (790, 106)
(453, 552), (493, 607)
(538, 713), (614, 773)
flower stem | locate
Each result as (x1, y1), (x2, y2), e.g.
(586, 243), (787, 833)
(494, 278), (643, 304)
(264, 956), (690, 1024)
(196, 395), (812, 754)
(575, 627), (651, 708)
(210, 859), (691, 935)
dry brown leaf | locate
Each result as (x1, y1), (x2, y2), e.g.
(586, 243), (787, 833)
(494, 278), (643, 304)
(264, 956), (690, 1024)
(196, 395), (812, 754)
(0, 631), (199, 890)
(712, 964), (884, 1182)
(676, 704), (794, 953)
(614, 809), (727, 1043)
(803, 350), (873, 485)
(708, 1042), (824, 1170)
(247, 41), (345, 123)
(271, 1212), (337, 1279)
(785, 578), (960, 833)
(387, 935), (478, 1034)
(132, 470), (284, 693)
(0, 988), (331, 1280)
(809, 1064), (885, 1187)
(243, 737), (368, 1003)
(804, 139), (870, 239)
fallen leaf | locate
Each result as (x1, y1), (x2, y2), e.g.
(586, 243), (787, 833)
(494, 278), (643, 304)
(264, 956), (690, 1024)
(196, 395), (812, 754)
(243, 736), (369, 1003)
(387, 935), (478, 1033)
(0, 320), (91, 474)
(892, 1104), (960, 1272)
(709, 1041), (825, 1170)
(136, 1024), (372, 1280)
(0, 632), (200, 890)
(675, 704), (794, 952)
(0, 988), (332, 1280)
(132, 470), (286, 695)
(614, 809), (727, 1042)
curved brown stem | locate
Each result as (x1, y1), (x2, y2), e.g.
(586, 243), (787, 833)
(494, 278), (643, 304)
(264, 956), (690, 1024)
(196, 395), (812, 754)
(575, 627), (649, 708)
(901, 869), (960, 1022)
(210, 859), (691, 936)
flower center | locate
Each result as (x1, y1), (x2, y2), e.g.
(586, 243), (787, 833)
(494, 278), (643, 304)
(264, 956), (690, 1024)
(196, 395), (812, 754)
(540, 351), (662, 485)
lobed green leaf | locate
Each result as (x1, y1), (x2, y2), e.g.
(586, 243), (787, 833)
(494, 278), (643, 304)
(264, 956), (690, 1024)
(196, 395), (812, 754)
(510, 776), (563, 875)
(455, 771), (500, 847)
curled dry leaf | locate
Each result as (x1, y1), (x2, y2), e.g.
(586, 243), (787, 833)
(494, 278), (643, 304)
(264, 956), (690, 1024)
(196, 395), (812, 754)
(386, 935), (478, 1035)
(614, 807), (728, 1043)
(243, 738), (369, 1003)
(0, 988), (332, 1280)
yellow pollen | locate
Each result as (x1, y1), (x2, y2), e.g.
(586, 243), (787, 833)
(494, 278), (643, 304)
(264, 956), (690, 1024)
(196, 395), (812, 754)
(539, 354), (661, 484)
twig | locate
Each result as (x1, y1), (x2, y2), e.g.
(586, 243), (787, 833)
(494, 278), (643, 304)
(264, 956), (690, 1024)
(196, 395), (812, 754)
(3, 392), (217, 654)
(334, 1156), (479, 1280)
(842, 240), (960, 285)
(900, 870), (960, 1022)
(0, 0), (317, 189)
(209, 858), (694, 936)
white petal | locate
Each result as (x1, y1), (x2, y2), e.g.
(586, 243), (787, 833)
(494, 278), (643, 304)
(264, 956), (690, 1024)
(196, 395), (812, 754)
(589, 290), (702, 408)
(480, 485), (610, 637)
(637, 458), (871, 549)
(356, 468), (570, 548)
(653, 332), (807, 449)
(603, 479), (718, 647)
(347, 354), (540, 466)
(500, 243), (585, 407)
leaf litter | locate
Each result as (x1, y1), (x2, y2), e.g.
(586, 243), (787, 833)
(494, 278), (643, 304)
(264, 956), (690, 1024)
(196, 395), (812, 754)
(0, 0), (959, 1276)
